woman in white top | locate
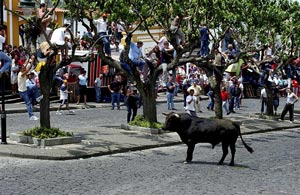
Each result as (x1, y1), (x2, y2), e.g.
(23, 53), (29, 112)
(77, 71), (88, 106)
(280, 88), (298, 123)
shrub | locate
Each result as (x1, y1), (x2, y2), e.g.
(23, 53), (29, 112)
(129, 115), (163, 129)
(21, 126), (73, 139)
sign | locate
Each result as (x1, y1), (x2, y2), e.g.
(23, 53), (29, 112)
(102, 65), (109, 74)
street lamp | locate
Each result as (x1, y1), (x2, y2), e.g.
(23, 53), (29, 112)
(19, 0), (35, 8)
(19, 0), (35, 17)
(0, 0), (36, 144)
(0, 0), (6, 144)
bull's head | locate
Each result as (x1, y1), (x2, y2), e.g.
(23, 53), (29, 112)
(162, 112), (181, 132)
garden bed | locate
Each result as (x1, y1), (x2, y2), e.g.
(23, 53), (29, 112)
(10, 133), (82, 147)
(120, 124), (162, 134)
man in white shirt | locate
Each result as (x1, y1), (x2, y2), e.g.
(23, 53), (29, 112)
(186, 89), (198, 117)
(187, 81), (203, 113)
(94, 13), (111, 56)
(260, 87), (267, 115)
(0, 25), (12, 78)
(18, 63), (39, 120)
(50, 24), (71, 61)
(94, 74), (103, 103)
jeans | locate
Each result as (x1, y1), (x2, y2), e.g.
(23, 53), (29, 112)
(161, 63), (168, 84)
(281, 103), (294, 121)
(95, 87), (101, 103)
(19, 91), (33, 117)
(234, 96), (240, 109)
(0, 52), (12, 73)
(229, 97), (235, 112)
(200, 40), (209, 57)
(184, 94), (188, 107)
(98, 32), (111, 55)
(207, 98), (214, 110)
(121, 62), (132, 73)
(167, 92), (174, 110)
(132, 58), (146, 72)
(222, 101), (229, 114)
(223, 39), (230, 51)
(207, 92), (214, 110)
(28, 86), (40, 106)
(111, 92), (120, 109)
(261, 97), (267, 113)
(174, 84), (179, 96)
(127, 105), (137, 123)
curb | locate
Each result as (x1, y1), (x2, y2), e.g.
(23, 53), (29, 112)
(0, 139), (183, 161)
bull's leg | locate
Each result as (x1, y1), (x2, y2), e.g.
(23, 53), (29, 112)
(218, 142), (229, 165)
(229, 143), (236, 166)
(185, 144), (195, 164)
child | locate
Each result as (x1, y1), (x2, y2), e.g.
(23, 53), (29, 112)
(57, 80), (74, 114)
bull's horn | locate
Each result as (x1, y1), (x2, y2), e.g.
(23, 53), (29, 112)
(174, 113), (180, 118)
(162, 112), (168, 116)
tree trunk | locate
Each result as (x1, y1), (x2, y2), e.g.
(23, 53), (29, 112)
(141, 81), (158, 123)
(39, 67), (52, 128)
(209, 75), (223, 119)
(214, 80), (222, 119)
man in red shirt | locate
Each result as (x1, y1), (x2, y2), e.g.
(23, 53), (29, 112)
(292, 79), (299, 96)
(221, 87), (230, 115)
(175, 73), (182, 96)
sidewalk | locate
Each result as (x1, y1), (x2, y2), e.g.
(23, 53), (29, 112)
(1, 93), (300, 160)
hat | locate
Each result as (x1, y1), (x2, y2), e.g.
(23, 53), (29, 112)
(102, 13), (107, 17)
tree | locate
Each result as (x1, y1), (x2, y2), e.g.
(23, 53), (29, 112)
(5, 0), (90, 128)
(8, 0), (300, 129)
(62, 0), (300, 121)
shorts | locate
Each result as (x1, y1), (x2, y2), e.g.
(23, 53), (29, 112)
(78, 85), (87, 95)
(60, 99), (68, 106)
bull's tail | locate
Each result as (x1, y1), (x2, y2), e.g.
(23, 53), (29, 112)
(234, 122), (254, 153)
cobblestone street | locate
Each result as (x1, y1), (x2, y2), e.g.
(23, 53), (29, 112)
(0, 129), (299, 195)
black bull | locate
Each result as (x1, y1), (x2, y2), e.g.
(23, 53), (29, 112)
(162, 112), (254, 166)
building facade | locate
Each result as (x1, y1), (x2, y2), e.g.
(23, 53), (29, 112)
(2, 0), (65, 47)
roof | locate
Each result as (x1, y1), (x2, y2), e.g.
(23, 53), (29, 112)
(48, 8), (68, 13)
(16, 7), (68, 14)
